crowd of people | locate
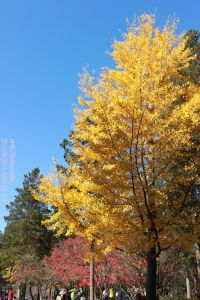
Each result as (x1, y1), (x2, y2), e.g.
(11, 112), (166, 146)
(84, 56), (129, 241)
(0, 287), (146, 300)
(53, 287), (146, 300)
(101, 289), (146, 300)
(0, 288), (15, 300)
(54, 288), (86, 300)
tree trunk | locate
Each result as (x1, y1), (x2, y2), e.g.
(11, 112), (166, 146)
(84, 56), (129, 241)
(37, 285), (40, 300)
(102, 257), (107, 289)
(196, 243), (200, 280)
(146, 247), (157, 300)
(156, 259), (160, 300)
(16, 285), (21, 300)
(19, 283), (26, 300)
(186, 276), (191, 299)
(90, 240), (95, 300)
(29, 284), (34, 300)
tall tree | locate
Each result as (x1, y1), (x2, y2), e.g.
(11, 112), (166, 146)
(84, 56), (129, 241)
(44, 236), (145, 290)
(0, 168), (55, 273)
(34, 15), (200, 300)
(184, 30), (200, 85)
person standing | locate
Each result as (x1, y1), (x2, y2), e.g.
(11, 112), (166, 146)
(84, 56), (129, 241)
(108, 289), (114, 300)
(56, 294), (62, 300)
(0, 290), (4, 300)
(8, 289), (14, 300)
(70, 288), (77, 300)
(4, 290), (8, 300)
(135, 293), (143, 300)
(95, 288), (100, 300)
(102, 289), (108, 300)
(77, 288), (84, 300)
(115, 290), (122, 300)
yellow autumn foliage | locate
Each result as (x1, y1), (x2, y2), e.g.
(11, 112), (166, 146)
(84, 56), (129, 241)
(34, 15), (200, 255)
(2, 266), (16, 283)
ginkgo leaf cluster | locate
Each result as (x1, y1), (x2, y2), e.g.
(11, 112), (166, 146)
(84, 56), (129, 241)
(34, 15), (200, 256)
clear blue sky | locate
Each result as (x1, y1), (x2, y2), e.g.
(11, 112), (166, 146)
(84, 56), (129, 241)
(0, 0), (199, 231)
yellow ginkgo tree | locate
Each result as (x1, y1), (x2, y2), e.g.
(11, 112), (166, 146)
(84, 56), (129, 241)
(34, 15), (200, 300)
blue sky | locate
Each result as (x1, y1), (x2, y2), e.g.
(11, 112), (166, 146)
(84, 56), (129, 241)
(0, 0), (199, 231)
